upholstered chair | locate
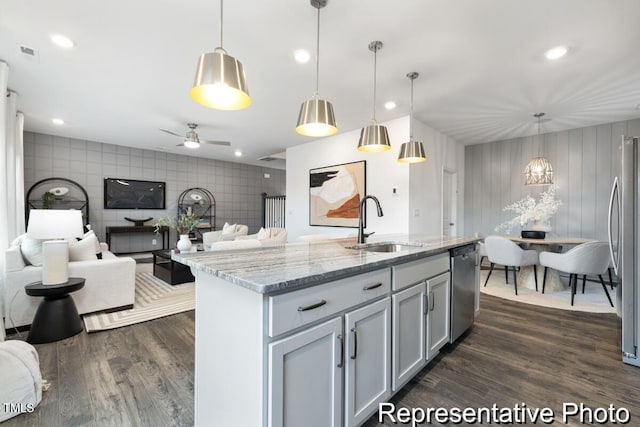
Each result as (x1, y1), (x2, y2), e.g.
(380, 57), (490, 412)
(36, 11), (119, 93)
(538, 241), (614, 307)
(484, 235), (539, 295)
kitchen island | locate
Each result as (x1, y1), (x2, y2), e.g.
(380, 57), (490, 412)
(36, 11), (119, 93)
(173, 234), (480, 427)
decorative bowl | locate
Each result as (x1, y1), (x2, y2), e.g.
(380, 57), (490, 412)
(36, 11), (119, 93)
(521, 230), (546, 239)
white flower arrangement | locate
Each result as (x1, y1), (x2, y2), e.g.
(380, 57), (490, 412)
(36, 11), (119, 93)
(495, 186), (562, 233)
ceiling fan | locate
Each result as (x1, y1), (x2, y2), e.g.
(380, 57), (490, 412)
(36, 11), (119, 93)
(160, 123), (230, 149)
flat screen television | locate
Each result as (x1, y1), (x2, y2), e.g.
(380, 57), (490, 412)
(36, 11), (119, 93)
(103, 178), (166, 210)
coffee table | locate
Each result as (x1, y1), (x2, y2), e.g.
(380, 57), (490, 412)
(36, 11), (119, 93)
(152, 250), (195, 285)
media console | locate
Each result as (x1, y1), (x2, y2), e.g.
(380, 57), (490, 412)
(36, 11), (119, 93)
(105, 225), (169, 254)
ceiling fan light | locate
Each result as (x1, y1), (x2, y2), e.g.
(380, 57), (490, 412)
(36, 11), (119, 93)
(358, 123), (391, 152)
(524, 156), (554, 185)
(296, 98), (338, 136)
(183, 139), (200, 149)
(398, 140), (426, 163)
(190, 49), (251, 110)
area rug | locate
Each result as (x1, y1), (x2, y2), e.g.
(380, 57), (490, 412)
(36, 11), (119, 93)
(82, 272), (194, 332)
(480, 267), (616, 314)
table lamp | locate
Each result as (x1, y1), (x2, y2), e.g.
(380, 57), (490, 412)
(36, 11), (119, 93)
(26, 209), (84, 285)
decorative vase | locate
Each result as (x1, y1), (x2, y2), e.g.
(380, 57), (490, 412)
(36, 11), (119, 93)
(177, 234), (192, 252)
(530, 219), (552, 232)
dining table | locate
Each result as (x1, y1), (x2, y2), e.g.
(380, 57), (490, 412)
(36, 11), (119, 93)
(502, 235), (593, 292)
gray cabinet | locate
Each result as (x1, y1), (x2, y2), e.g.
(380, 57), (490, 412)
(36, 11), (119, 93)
(426, 272), (451, 360)
(345, 297), (391, 427)
(391, 282), (427, 391)
(268, 317), (343, 427)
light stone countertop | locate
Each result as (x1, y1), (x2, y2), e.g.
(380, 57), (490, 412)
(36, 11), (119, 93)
(172, 234), (480, 294)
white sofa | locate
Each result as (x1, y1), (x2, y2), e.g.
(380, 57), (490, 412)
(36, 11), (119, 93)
(236, 227), (288, 247)
(2, 241), (136, 329)
(202, 223), (249, 250)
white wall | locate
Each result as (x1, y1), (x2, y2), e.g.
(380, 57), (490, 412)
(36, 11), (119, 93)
(464, 118), (640, 240)
(409, 119), (465, 236)
(286, 116), (464, 241)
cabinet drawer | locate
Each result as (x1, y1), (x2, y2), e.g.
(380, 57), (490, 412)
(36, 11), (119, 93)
(268, 268), (390, 337)
(392, 253), (449, 291)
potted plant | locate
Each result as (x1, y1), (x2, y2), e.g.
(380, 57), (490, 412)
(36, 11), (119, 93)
(154, 213), (200, 252)
(494, 186), (562, 237)
(41, 191), (55, 209)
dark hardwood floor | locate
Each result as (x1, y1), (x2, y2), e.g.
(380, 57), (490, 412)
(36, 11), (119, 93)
(4, 294), (639, 427)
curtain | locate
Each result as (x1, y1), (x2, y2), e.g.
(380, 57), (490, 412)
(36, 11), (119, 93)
(0, 60), (26, 340)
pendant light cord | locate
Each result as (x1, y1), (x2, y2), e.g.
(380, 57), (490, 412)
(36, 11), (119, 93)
(219, 0), (224, 49)
(372, 48), (377, 121)
(409, 77), (414, 140)
(534, 112), (545, 157)
(315, 6), (320, 96)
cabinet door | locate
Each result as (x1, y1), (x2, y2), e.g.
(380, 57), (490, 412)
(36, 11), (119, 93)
(426, 272), (451, 361)
(268, 317), (343, 427)
(391, 282), (427, 391)
(345, 297), (391, 427)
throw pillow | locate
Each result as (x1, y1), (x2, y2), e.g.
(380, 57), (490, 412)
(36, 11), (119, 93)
(257, 227), (271, 240)
(11, 233), (27, 248)
(20, 238), (44, 266)
(68, 234), (99, 261)
(222, 222), (238, 235)
(82, 230), (103, 259)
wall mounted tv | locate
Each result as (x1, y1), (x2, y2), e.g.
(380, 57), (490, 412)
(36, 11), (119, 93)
(103, 178), (166, 210)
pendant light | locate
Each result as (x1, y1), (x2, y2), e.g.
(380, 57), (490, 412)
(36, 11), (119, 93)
(295, 0), (337, 137)
(190, 0), (251, 110)
(397, 72), (426, 163)
(524, 112), (554, 185)
(358, 41), (391, 152)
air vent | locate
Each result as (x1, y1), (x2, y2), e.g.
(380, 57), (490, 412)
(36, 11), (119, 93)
(259, 151), (286, 162)
(18, 44), (40, 62)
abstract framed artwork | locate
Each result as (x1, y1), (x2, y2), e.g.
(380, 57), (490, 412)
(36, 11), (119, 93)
(309, 160), (366, 227)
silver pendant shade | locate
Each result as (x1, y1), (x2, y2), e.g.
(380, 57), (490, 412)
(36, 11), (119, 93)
(397, 72), (427, 163)
(296, 0), (338, 137)
(524, 113), (554, 185)
(358, 41), (391, 152)
(190, 0), (251, 110)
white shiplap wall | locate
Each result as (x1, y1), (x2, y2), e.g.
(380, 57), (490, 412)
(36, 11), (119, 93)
(464, 118), (640, 241)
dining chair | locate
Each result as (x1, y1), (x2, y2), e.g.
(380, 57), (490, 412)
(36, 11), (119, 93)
(538, 241), (614, 307)
(484, 236), (539, 295)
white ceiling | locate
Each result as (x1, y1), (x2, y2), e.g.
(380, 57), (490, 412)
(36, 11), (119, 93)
(2, 0), (640, 170)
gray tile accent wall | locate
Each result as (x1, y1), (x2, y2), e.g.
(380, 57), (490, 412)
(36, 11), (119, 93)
(464, 118), (640, 241)
(24, 132), (286, 253)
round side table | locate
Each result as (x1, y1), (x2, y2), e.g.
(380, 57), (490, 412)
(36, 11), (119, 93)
(25, 278), (85, 344)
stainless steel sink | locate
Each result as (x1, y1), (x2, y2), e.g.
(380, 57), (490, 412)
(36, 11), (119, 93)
(347, 242), (423, 253)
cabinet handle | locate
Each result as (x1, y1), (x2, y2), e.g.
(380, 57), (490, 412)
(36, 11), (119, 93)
(337, 334), (344, 368)
(297, 299), (327, 312)
(430, 291), (435, 311)
(350, 328), (358, 360)
(423, 293), (428, 315)
(363, 282), (383, 291)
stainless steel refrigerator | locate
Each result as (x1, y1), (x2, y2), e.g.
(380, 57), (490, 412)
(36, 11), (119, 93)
(609, 135), (640, 368)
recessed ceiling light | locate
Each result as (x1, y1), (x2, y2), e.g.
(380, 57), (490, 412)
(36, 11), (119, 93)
(51, 34), (75, 49)
(51, 118), (65, 125)
(384, 101), (397, 110)
(234, 150), (243, 157)
(545, 45), (568, 60)
(294, 49), (310, 63)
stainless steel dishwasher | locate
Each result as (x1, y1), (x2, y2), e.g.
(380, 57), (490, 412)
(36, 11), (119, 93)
(449, 244), (477, 343)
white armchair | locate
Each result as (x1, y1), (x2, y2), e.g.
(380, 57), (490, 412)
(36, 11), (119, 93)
(539, 241), (613, 306)
(484, 235), (539, 295)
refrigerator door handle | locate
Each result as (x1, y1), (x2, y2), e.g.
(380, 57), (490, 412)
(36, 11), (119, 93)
(608, 176), (620, 275)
